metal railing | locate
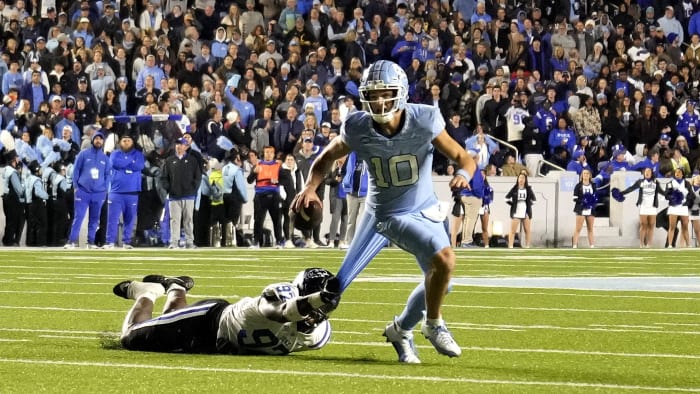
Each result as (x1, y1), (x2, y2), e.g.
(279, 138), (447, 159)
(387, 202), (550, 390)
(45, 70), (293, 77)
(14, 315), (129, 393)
(536, 159), (566, 177)
(486, 135), (520, 162)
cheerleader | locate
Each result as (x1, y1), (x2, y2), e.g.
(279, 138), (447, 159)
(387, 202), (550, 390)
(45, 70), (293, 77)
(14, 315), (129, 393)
(688, 175), (700, 247)
(665, 168), (691, 248)
(572, 169), (597, 248)
(612, 167), (663, 248)
(505, 172), (536, 248)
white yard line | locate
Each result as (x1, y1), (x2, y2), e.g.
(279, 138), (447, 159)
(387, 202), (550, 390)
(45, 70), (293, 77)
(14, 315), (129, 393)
(0, 358), (698, 392)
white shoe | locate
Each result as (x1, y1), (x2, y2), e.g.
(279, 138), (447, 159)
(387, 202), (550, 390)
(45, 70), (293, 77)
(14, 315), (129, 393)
(123, 244), (133, 250)
(167, 245), (177, 249)
(63, 242), (76, 249)
(589, 245), (595, 248)
(284, 240), (295, 248)
(305, 239), (318, 249)
(249, 244), (260, 249)
(87, 244), (101, 249)
(421, 320), (462, 357)
(338, 241), (349, 249)
(103, 244), (115, 249)
(572, 244), (577, 249)
(383, 318), (421, 363)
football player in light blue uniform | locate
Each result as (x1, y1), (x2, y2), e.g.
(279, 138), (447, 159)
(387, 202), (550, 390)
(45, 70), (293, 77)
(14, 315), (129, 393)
(292, 60), (477, 363)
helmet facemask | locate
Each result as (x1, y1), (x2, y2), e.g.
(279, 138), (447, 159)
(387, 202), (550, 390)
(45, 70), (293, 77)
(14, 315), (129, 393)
(359, 88), (404, 124)
(359, 60), (409, 124)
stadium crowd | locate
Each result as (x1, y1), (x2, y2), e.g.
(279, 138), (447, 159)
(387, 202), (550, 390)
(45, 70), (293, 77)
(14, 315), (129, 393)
(2, 0), (700, 248)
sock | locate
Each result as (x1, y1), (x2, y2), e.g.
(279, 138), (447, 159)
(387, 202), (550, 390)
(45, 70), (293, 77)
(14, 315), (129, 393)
(426, 318), (445, 328)
(127, 281), (165, 300)
(167, 283), (186, 293)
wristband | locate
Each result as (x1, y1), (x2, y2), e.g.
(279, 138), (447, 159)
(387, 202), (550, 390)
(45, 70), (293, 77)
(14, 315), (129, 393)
(456, 169), (472, 184)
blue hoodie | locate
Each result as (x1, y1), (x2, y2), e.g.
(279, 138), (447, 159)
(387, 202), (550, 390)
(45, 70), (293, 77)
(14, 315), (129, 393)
(109, 144), (145, 193)
(73, 131), (111, 193)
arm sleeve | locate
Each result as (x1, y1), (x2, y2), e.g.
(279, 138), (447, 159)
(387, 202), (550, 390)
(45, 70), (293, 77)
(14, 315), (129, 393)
(258, 292), (327, 323)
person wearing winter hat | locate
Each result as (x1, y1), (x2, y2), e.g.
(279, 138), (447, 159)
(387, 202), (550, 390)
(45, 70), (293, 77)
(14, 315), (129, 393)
(104, 133), (145, 249)
(65, 130), (111, 249)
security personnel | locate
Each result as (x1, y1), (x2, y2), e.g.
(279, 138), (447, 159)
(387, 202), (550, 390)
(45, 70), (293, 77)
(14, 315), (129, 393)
(2, 150), (25, 246)
(24, 160), (49, 246)
(46, 161), (71, 245)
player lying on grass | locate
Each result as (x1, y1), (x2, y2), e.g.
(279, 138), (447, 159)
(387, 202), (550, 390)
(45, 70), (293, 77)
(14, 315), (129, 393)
(112, 268), (340, 355)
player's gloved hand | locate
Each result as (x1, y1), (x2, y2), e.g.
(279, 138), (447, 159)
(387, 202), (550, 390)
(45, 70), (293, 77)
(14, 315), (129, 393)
(320, 276), (341, 310)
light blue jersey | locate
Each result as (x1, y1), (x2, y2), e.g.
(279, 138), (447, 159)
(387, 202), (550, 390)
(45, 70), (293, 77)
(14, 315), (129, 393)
(336, 104), (451, 331)
(340, 103), (444, 219)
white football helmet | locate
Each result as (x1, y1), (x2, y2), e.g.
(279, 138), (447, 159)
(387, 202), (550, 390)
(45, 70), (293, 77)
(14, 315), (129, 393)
(359, 60), (408, 124)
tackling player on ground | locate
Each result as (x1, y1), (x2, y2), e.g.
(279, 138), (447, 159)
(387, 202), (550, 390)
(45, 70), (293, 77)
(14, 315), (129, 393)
(292, 60), (477, 363)
(112, 268), (340, 355)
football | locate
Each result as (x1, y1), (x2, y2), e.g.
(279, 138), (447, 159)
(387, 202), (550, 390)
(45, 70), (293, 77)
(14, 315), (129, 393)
(293, 201), (323, 231)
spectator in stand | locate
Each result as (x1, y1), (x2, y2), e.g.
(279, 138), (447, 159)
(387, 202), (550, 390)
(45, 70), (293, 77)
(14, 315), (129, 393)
(273, 105), (304, 157)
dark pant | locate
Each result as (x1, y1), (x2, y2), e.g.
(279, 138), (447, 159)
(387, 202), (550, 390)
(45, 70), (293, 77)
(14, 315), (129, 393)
(25, 200), (47, 246)
(50, 197), (70, 246)
(253, 192), (282, 245)
(121, 299), (229, 353)
(2, 195), (24, 246)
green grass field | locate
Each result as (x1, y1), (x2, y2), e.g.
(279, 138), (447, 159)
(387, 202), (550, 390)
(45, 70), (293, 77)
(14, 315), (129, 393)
(1, 248), (699, 393)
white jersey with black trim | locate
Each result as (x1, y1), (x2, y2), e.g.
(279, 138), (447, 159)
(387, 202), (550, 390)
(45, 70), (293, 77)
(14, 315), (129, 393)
(505, 106), (529, 142)
(217, 282), (331, 355)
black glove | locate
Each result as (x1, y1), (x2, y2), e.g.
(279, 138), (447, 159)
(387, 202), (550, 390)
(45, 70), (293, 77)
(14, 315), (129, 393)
(320, 276), (341, 307)
(53, 144), (61, 152)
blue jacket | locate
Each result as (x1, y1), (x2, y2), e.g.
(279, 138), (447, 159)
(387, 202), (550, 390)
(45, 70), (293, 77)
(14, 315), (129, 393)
(690, 12), (700, 37)
(460, 167), (484, 198)
(631, 158), (660, 178)
(73, 133), (111, 193)
(676, 112), (699, 149)
(109, 147), (145, 193)
(341, 152), (368, 197)
(548, 127), (576, 154)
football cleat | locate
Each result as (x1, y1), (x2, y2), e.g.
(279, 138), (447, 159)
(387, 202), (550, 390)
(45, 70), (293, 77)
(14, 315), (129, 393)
(421, 321), (462, 358)
(64, 242), (76, 249)
(112, 280), (132, 299)
(142, 275), (195, 292)
(113, 280), (165, 300)
(383, 318), (421, 364)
